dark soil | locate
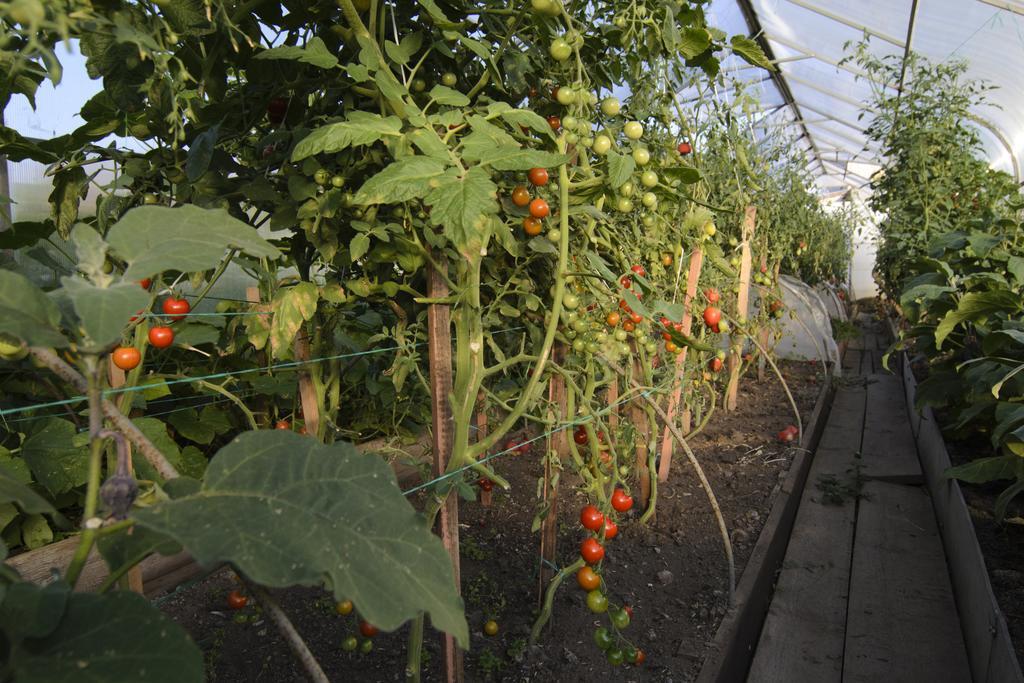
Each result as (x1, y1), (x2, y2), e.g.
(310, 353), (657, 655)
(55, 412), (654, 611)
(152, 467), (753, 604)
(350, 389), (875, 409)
(944, 436), (1024, 668)
(158, 361), (824, 682)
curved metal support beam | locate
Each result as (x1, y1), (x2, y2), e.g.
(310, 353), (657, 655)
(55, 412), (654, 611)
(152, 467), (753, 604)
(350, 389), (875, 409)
(967, 114), (1021, 182)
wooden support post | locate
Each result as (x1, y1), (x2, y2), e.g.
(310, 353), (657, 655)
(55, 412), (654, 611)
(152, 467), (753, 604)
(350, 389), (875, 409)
(757, 251), (771, 382)
(726, 207), (756, 412)
(107, 356), (144, 595)
(475, 392), (490, 508)
(426, 257), (463, 683)
(606, 378), (618, 429)
(293, 331), (320, 437)
(538, 344), (567, 602)
(631, 352), (651, 510)
(660, 248), (703, 482)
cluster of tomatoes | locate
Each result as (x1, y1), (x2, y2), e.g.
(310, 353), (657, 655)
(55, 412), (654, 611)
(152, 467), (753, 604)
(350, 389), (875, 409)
(576, 491), (645, 667)
(511, 167), (555, 241)
(334, 599), (378, 655)
(111, 280), (191, 372)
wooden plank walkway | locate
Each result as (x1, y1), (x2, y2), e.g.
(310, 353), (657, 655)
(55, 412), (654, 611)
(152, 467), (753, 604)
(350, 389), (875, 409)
(747, 315), (970, 682)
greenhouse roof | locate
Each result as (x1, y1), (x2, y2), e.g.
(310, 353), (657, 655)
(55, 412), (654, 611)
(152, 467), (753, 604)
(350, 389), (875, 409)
(706, 0), (1024, 198)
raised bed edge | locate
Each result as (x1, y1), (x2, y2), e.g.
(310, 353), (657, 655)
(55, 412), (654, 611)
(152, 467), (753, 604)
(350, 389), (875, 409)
(894, 344), (1023, 683)
(695, 372), (835, 683)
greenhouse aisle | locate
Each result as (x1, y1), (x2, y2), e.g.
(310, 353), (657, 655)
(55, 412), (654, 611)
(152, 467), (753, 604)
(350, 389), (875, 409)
(746, 312), (971, 682)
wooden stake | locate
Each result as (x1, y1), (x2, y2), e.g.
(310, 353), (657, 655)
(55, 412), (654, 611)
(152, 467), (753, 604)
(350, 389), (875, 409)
(660, 248), (703, 482)
(475, 392), (490, 508)
(426, 257), (464, 683)
(606, 378), (619, 429)
(107, 355), (144, 595)
(538, 344), (567, 602)
(757, 250), (771, 382)
(293, 331), (320, 437)
(726, 207), (756, 411)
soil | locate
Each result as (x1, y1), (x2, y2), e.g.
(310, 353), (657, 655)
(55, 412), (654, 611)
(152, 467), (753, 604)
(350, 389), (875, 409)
(943, 435), (1024, 669)
(158, 361), (824, 682)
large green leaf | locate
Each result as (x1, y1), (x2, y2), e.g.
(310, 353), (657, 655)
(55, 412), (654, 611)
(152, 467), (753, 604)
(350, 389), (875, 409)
(492, 105), (554, 139)
(0, 271), (66, 347)
(108, 205), (281, 281)
(679, 27), (712, 59)
(606, 150), (635, 188)
(428, 84), (469, 106)
(20, 419), (89, 497)
(60, 278), (149, 348)
(97, 526), (181, 577)
(3, 586), (203, 683)
(0, 472), (54, 515)
(425, 166), (498, 252)
(467, 146), (569, 172)
(270, 281), (318, 358)
(134, 431), (468, 647)
(730, 35), (774, 70)
(353, 156), (447, 205)
(291, 112), (404, 161)
(254, 36), (338, 69)
(934, 290), (1021, 348)
(48, 166), (87, 239)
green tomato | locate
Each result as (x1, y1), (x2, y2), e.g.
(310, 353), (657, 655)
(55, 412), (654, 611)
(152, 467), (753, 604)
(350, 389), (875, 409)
(563, 115), (578, 129)
(547, 228), (562, 243)
(586, 341), (600, 354)
(360, 639), (374, 654)
(614, 329), (628, 342)
(586, 590), (609, 613)
(573, 338), (586, 353)
(641, 170), (658, 187)
(607, 647), (625, 666)
(411, 78), (426, 92)
(564, 293), (580, 310)
(718, 320), (731, 333)
(566, 132), (580, 145)
(616, 197), (634, 213)
(632, 147), (650, 165)
(641, 192), (657, 208)
(642, 214), (655, 227)
(594, 627), (614, 650)
(572, 318), (589, 333)
(556, 86), (576, 105)
(566, 311), (579, 323)
(550, 38), (572, 61)
(623, 121), (643, 140)
(619, 181), (634, 197)
(331, 175), (346, 188)
(601, 97), (621, 116)
(645, 341), (658, 354)
(611, 608), (631, 629)
(582, 136), (595, 148)
(342, 636), (358, 652)
(614, 15), (627, 28)
(593, 135), (612, 155)
(441, 72), (457, 87)
(314, 169), (330, 185)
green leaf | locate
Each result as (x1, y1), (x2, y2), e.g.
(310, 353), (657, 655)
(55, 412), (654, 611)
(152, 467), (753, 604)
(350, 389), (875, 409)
(1007, 256), (1024, 284)
(254, 36), (339, 69)
(4, 587), (203, 683)
(585, 251), (617, 283)
(621, 288), (651, 320)
(70, 223), (110, 285)
(61, 278), (150, 348)
(934, 290), (1021, 349)
(495, 106), (554, 139)
(730, 35), (774, 70)
(967, 231), (1001, 257)
(270, 282), (318, 359)
(995, 479), (1024, 522)
(0, 221), (55, 250)
(291, 112), (403, 162)
(0, 270), (66, 347)
(425, 167), (498, 252)
(0, 471), (54, 515)
(606, 150), (636, 188)
(466, 145), (569, 172)
(663, 166), (702, 185)
(20, 513), (52, 550)
(48, 166), (87, 239)
(350, 233), (371, 261)
(353, 157), (448, 205)
(0, 581), (69, 639)
(982, 329), (1024, 355)
(653, 300), (686, 321)
(130, 418), (181, 484)
(108, 205), (281, 281)
(428, 84), (470, 107)
(185, 124), (220, 182)
(679, 28), (712, 59)
(20, 419), (89, 497)
(913, 370), (962, 410)
(98, 525), (181, 577)
(167, 408), (218, 446)
(134, 431), (468, 647)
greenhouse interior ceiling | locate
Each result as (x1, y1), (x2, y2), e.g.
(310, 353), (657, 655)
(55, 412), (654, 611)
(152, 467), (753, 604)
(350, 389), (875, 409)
(706, 0), (1024, 198)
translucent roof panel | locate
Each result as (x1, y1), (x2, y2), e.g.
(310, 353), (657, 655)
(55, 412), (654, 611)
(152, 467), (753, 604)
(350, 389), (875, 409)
(708, 0), (1024, 193)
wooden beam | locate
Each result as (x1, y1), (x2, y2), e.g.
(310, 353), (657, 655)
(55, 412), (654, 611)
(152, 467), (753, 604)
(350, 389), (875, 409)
(726, 207), (756, 411)
(426, 256), (464, 683)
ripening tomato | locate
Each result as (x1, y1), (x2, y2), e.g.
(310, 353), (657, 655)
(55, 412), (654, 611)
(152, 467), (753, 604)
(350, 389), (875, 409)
(546, 114), (561, 131)
(112, 347), (141, 371)
(622, 321), (635, 333)
(629, 312), (642, 325)
(573, 426), (588, 445)
(336, 600), (354, 615)
(275, 420), (291, 430)
(623, 605), (633, 619)
(484, 619), (499, 636)
(702, 306), (721, 327)
(610, 488), (633, 512)
(523, 217), (543, 236)
(227, 590), (248, 610)
(601, 518), (618, 540)
(577, 566), (601, 591)
(586, 589), (609, 613)
(359, 621), (379, 637)
(511, 185), (531, 207)
(661, 253), (673, 267)
(677, 141), (692, 155)
(606, 311), (621, 327)
(580, 504), (604, 531)
(162, 297), (190, 321)
(633, 649), (646, 665)
(148, 326), (174, 348)
(529, 198), (550, 218)
(665, 341), (678, 353)
(528, 167), (549, 186)
(709, 357), (724, 372)
(704, 288), (720, 304)
(580, 537), (605, 564)
(477, 477), (494, 492)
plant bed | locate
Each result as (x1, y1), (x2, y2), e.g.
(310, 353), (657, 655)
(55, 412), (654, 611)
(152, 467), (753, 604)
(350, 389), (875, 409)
(157, 361), (823, 681)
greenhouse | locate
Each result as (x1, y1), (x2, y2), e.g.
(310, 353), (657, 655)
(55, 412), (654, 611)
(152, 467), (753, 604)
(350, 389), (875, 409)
(0, 1), (1021, 681)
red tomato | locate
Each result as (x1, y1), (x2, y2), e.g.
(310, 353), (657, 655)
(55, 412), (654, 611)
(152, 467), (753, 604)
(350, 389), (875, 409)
(704, 288), (720, 303)
(677, 141), (692, 155)
(573, 426), (588, 445)
(267, 97), (288, 125)
(546, 115), (561, 131)
(227, 590), (248, 610)
(148, 326), (174, 348)
(601, 518), (618, 540)
(623, 321), (636, 333)
(702, 306), (721, 327)
(359, 621), (379, 637)
(162, 297), (191, 321)
(659, 316), (671, 328)
(629, 312), (642, 325)
(528, 167), (549, 186)
(511, 185), (531, 207)
(580, 505), (604, 531)
(620, 276), (632, 289)
(477, 477), (494, 492)
(523, 216), (543, 236)
(529, 198), (550, 218)
(709, 357), (724, 372)
(606, 311), (621, 327)
(610, 488), (633, 512)
(630, 265), (646, 277)
(623, 605), (633, 619)
(139, 278), (152, 290)
(111, 347), (141, 371)
(580, 537), (605, 564)
(618, 299), (631, 312)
